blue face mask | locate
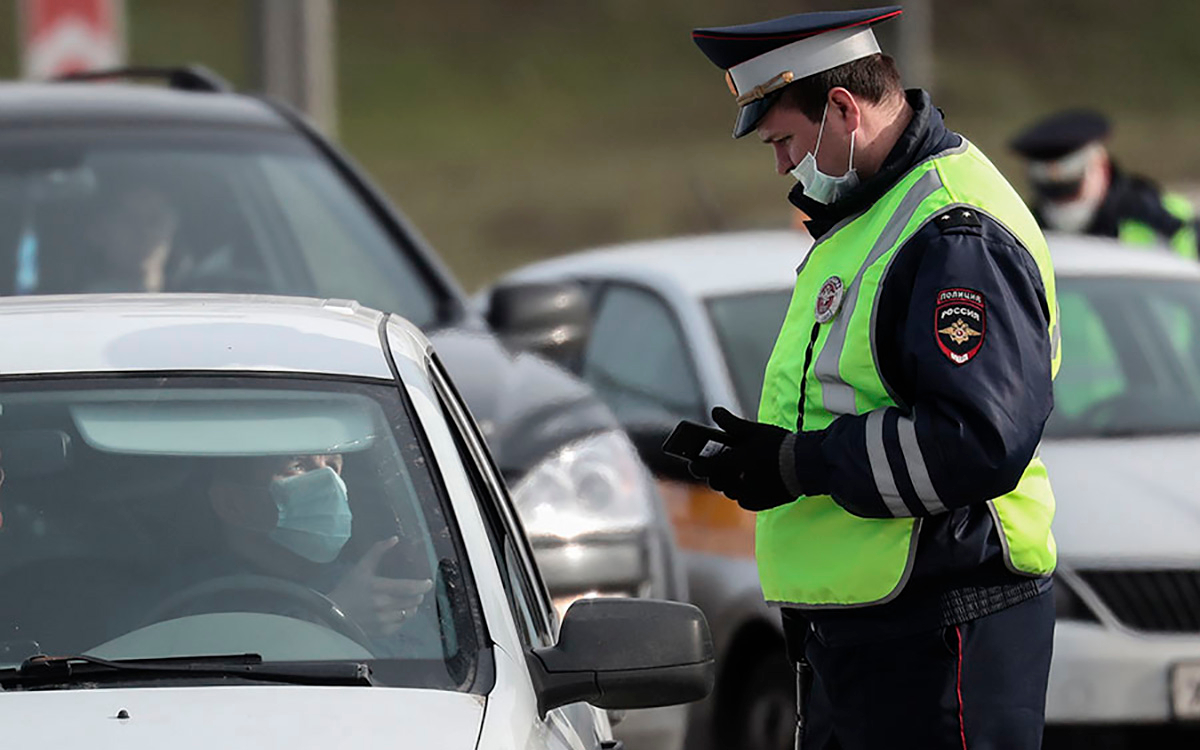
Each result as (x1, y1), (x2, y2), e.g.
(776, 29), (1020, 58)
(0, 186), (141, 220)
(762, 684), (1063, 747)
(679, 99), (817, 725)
(268, 467), (353, 564)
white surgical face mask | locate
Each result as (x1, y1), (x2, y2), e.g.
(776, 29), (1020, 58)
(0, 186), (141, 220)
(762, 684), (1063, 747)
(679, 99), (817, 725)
(789, 100), (860, 204)
(1037, 145), (1107, 233)
(1041, 195), (1101, 233)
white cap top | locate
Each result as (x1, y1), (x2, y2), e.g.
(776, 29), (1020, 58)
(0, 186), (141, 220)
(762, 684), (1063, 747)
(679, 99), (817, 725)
(728, 26), (882, 104)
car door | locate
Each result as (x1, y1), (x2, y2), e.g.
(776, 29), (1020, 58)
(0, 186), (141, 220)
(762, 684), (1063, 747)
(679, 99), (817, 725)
(581, 282), (707, 427)
(426, 354), (614, 750)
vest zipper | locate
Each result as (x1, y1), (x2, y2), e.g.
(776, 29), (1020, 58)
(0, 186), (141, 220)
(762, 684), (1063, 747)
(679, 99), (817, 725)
(795, 321), (822, 431)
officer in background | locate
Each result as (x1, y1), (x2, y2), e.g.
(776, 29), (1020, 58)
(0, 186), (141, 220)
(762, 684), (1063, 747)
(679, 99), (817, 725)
(686, 6), (1058, 749)
(1011, 109), (1199, 259)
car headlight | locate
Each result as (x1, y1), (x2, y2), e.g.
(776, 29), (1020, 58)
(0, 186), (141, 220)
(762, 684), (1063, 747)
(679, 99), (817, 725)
(511, 430), (654, 541)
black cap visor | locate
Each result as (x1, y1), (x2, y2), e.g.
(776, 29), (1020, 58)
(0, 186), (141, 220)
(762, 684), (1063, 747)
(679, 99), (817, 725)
(733, 90), (783, 138)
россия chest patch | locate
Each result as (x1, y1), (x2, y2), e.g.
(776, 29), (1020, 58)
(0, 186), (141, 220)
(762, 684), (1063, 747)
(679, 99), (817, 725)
(935, 288), (986, 364)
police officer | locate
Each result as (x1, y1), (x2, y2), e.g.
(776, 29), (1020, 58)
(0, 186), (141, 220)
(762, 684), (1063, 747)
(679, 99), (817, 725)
(1011, 108), (1200, 259)
(687, 6), (1058, 749)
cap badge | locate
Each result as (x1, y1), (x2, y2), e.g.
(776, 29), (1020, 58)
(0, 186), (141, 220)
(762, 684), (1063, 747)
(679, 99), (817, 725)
(814, 276), (845, 324)
(733, 70), (794, 105)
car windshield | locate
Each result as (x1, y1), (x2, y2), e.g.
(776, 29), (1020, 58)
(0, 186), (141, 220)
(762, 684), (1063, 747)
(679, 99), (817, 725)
(0, 376), (482, 691)
(1048, 276), (1200, 438)
(0, 128), (441, 327)
(706, 277), (1200, 439)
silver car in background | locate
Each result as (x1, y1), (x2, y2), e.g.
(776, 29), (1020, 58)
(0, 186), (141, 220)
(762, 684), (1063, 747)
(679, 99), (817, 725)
(486, 230), (1200, 749)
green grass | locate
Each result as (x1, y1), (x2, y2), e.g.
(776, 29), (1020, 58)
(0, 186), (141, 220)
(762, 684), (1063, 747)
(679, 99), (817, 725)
(2, 0), (1198, 289)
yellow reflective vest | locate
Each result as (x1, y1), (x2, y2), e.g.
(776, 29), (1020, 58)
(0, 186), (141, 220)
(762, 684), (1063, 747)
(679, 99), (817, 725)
(756, 141), (1059, 607)
(1117, 191), (1199, 261)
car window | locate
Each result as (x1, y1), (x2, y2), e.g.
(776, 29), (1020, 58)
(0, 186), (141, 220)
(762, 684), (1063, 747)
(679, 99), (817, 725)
(1045, 277), (1200, 437)
(426, 356), (555, 649)
(0, 375), (482, 691)
(706, 291), (791, 416)
(1147, 293), (1200, 384)
(583, 283), (705, 424)
(699, 278), (1200, 439)
(259, 157), (437, 326)
(0, 129), (440, 327)
(1052, 288), (1126, 420)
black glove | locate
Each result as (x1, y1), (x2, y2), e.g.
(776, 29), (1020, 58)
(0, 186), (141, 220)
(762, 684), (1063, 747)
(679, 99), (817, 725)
(688, 407), (796, 512)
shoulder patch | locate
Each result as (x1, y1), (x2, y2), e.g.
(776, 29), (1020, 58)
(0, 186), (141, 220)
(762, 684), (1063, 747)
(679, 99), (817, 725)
(935, 208), (983, 233)
(935, 288), (986, 365)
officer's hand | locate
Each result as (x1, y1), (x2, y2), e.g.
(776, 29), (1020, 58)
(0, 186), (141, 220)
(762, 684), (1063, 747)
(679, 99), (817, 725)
(690, 407), (797, 512)
(328, 536), (434, 638)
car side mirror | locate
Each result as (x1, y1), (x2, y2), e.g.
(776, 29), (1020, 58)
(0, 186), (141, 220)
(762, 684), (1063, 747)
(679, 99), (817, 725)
(486, 281), (590, 368)
(527, 598), (714, 717)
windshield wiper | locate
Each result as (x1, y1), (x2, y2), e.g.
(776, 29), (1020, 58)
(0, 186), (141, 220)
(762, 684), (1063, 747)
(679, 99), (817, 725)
(0, 652), (374, 690)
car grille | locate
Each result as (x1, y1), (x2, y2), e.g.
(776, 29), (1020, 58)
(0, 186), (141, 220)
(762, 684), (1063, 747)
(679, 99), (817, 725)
(1079, 570), (1200, 632)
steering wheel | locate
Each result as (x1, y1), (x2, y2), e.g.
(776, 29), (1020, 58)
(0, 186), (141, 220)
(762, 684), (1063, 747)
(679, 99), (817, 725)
(144, 574), (374, 651)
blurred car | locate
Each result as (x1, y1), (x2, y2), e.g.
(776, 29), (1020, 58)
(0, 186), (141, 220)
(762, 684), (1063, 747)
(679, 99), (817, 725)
(0, 67), (685, 749)
(0, 293), (714, 749)
(486, 229), (1200, 749)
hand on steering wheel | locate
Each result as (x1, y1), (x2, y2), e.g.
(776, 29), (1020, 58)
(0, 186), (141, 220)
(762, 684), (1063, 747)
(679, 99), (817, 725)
(327, 537), (433, 639)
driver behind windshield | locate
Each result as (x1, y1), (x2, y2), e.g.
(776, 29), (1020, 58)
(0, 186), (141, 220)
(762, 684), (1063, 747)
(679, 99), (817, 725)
(204, 453), (433, 639)
(84, 178), (180, 293)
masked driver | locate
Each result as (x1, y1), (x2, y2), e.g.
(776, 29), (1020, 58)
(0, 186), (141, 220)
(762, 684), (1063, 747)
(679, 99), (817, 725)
(205, 453), (432, 639)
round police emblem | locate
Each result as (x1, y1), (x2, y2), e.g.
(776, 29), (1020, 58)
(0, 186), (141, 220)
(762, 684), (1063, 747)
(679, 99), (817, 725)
(814, 276), (845, 324)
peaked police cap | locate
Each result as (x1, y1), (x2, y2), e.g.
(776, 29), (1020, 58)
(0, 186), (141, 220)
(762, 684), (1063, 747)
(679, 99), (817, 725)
(1010, 109), (1111, 162)
(693, 6), (903, 138)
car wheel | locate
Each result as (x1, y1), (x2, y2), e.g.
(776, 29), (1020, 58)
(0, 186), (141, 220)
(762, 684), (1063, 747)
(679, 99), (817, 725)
(725, 647), (795, 750)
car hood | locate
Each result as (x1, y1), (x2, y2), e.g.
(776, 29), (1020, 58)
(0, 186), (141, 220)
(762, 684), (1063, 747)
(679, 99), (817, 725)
(428, 328), (618, 480)
(0, 686), (485, 749)
(1042, 434), (1200, 566)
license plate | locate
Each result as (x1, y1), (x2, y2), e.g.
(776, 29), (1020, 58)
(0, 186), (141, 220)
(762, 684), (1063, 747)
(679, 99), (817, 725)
(1171, 662), (1200, 719)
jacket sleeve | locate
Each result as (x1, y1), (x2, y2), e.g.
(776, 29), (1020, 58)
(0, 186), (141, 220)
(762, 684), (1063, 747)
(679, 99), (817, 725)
(788, 212), (1055, 518)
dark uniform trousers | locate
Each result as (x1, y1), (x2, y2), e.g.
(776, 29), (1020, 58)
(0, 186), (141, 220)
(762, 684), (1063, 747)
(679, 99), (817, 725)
(787, 589), (1054, 750)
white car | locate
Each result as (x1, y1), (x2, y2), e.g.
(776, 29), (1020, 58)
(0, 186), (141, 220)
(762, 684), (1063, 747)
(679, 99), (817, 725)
(487, 230), (1200, 749)
(0, 294), (713, 749)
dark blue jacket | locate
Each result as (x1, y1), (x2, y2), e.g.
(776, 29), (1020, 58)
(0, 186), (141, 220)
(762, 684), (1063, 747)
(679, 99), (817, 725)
(783, 91), (1053, 646)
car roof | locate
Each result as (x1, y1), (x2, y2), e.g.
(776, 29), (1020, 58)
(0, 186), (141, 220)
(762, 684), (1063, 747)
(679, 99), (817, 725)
(1044, 231), (1200, 278)
(0, 294), (424, 379)
(0, 82), (289, 131)
(504, 231), (809, 298)
(503, 229), (1200, 298)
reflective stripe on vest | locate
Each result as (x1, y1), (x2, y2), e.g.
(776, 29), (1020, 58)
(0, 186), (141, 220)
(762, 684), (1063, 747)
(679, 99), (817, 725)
(756, 140), (1057, 608)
